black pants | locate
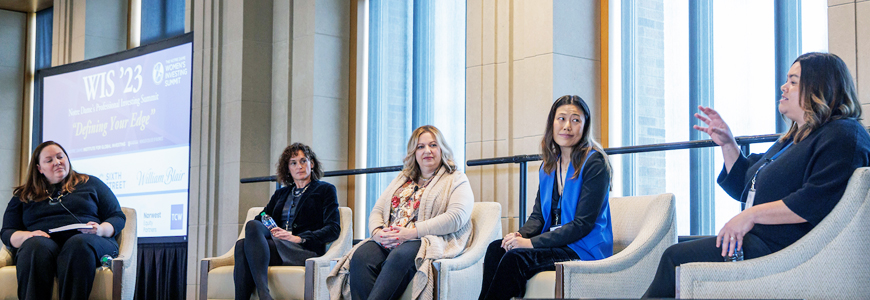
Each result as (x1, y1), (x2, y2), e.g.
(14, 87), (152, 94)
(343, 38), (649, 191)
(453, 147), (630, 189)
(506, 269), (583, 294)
(348, 240), (422, 300)
(642, 234), (773, 298)
(478, 239), (580, 300)
(15, 233), (118, 300)
(234, 220), (296, 300)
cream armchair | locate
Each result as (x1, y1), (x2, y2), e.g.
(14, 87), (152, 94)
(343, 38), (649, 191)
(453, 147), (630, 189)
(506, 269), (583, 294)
(677, 167), (870, 299)
(396, 201), (502, 300)
(0, 207), (138, 300)
(200, 207), (353, 300)
(525, 193), (677, 298)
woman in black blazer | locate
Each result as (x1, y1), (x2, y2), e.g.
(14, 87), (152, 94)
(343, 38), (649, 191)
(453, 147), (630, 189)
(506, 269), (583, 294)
(234, 143), (341, 300)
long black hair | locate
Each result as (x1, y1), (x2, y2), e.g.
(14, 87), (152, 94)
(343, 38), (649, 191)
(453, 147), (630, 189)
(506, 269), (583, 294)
(540, 95), (610, 178)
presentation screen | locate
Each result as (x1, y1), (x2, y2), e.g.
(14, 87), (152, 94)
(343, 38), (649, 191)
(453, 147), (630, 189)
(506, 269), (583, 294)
(38, 34), (192, 242)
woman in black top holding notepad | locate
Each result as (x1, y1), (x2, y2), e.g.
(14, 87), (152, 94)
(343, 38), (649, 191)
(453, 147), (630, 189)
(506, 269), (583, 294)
(643, 52), (870, 298)
(1, 141), (126, 300)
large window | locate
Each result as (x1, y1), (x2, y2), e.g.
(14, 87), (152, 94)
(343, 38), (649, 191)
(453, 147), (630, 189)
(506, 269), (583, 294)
(140, 0), (185, 45)
(610, 0), (827, 235)
(362, 0), (465, 234)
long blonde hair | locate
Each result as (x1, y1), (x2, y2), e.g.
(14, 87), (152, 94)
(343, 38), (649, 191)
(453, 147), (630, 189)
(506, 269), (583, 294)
(781, 52), (862, 143)
(402, 125), (457, 181)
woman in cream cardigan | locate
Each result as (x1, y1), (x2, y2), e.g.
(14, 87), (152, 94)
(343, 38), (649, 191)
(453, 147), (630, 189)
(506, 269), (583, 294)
(327, 125), (474, 300)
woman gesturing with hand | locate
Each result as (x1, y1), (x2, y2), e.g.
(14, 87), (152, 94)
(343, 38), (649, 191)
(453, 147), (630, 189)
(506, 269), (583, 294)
(694, 106), (741, 173)
(643, 52), (870, 298)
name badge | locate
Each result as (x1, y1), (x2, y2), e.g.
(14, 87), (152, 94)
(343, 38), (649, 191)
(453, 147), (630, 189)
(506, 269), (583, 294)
(746, 188), (756, 208)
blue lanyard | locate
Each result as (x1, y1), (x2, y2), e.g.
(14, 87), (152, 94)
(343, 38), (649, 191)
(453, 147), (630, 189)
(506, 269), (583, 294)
(750, 142), (793, 190)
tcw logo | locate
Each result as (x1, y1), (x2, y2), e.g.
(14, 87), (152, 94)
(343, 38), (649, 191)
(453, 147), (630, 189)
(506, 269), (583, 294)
(170, 204), (183, 230)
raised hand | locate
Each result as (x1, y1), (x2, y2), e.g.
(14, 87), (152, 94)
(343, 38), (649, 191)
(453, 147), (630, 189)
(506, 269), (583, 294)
(693, 106), (737, 147)
(693, 106), (742, 172)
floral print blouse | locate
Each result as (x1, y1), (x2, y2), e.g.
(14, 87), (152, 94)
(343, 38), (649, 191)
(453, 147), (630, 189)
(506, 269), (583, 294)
(388, 178), (431, 228)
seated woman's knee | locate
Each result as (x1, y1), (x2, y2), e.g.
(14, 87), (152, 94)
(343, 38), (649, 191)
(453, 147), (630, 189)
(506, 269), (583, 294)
(19, 236), (58, 256)
(350, 241), (382, 265)
(386, 242), (419, 262)
(59, 234), (102, 257)
(488, 239), (502, 251)
(499, 249), (523, 263)
(235, 238), (246, 256)
(661, 243), (690, 264)
(245, 220), (266, 236)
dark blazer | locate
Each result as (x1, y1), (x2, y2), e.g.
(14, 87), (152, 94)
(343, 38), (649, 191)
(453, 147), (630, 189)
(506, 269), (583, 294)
(255, 180), (341, 256)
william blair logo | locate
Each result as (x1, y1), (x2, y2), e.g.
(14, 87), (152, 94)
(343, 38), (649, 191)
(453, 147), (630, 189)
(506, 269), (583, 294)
(170, 204), (183, 230)
(153, 62), (164, 85)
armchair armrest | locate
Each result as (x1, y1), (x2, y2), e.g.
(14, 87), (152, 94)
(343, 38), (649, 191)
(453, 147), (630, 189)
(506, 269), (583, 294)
(432, 202), (502, 300)
(0, 245), (12, 268)
(433, 237), (488, 273)
(111, 207), (138, 300)
(199, 246), (236, 300)
(111, 248), (136, 300)
(304, 207), (353, 300)
(558, 194), (676, 299)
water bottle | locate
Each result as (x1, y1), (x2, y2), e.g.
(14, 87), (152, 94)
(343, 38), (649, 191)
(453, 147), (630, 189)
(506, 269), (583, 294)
(725, 249), (744, 262)
(260, 212), (277, 230)
(100, 254), (113, 270)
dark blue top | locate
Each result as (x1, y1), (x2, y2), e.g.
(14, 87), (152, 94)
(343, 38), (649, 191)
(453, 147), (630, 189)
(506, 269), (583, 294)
(2, 176), (126, 249)
(718, 119), (870, 252)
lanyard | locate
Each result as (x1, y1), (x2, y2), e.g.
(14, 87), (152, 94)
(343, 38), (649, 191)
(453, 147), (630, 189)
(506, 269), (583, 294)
(750, 142), (793, 191)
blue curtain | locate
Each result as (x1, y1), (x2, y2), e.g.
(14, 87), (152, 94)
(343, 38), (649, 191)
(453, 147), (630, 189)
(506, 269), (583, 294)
(365, 0), (465, 234)
(141, 0), (185, 45)
(33, 7), (53, 150)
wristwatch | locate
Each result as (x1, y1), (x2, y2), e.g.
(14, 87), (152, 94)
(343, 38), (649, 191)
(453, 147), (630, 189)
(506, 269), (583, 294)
(299, 237), (307, 244)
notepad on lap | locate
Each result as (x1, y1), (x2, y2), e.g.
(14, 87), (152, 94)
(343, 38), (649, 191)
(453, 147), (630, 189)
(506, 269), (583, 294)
(49, 224), (93, 233)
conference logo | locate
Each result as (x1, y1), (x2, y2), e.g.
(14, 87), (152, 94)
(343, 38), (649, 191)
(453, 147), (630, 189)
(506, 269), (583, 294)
(152, 62), (164, 85)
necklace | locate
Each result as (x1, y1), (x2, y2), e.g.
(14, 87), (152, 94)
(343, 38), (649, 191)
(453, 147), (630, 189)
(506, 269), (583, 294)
(46, 189), (68, 204)
(293, 182), (310, 197)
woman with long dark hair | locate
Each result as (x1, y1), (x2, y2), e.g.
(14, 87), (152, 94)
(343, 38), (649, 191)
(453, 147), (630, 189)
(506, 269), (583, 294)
(478, 95), (613, 300)
(643, 52), (870, 298)
(2, 141), (126, 300)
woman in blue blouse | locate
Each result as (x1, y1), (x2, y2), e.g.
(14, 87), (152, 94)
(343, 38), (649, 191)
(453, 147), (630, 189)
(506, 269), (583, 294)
(643, 52), (870, 298)
(478, 95), (613, 300)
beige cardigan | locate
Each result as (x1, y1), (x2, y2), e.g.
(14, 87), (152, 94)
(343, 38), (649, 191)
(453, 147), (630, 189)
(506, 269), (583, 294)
(327, 168), (474, 300)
